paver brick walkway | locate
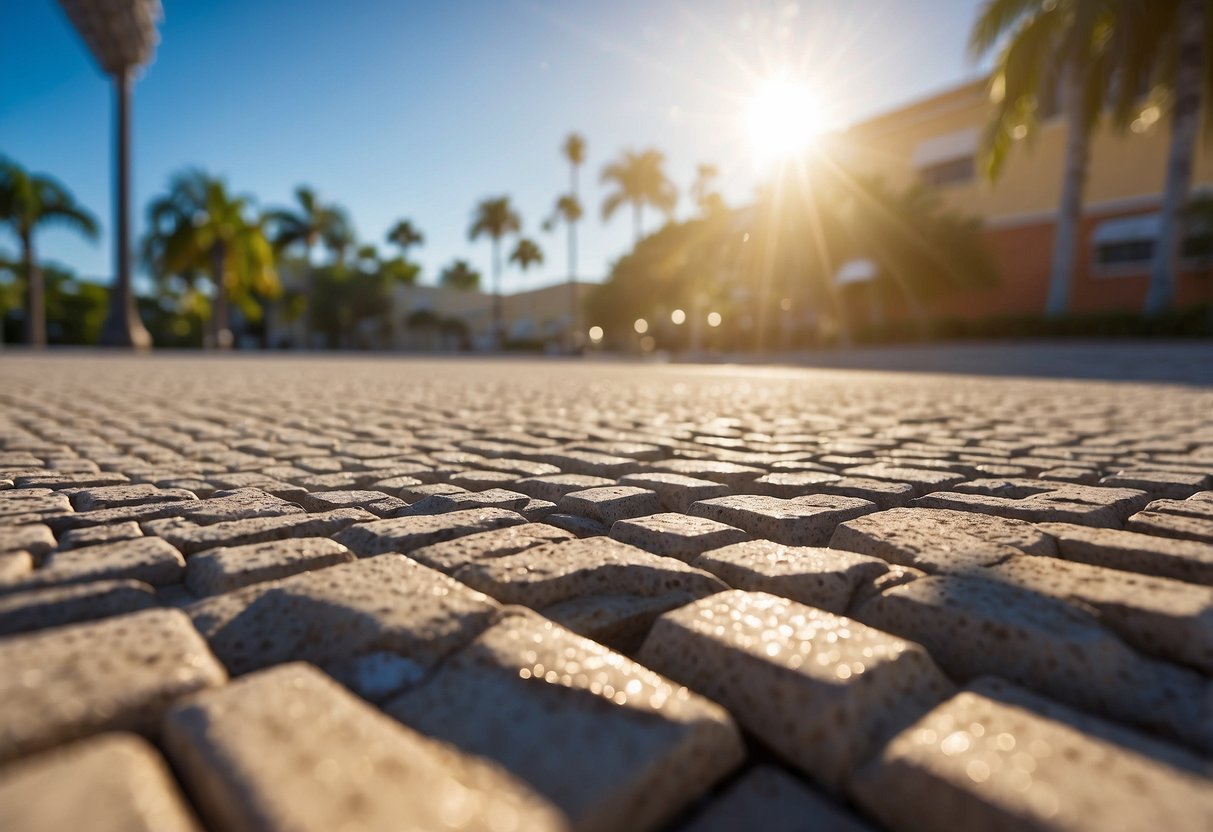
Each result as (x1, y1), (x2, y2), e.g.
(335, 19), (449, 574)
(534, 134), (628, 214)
(1, 354), (1212, 831)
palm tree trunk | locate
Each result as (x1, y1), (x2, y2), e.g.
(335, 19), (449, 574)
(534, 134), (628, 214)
(211, 242), (231, 350)
(1046, 58), (1092, 318)
(1145, 0), (1204, 315)
(22, 233), (45, 348)
(569, 162), (579, 351)
(633, 202), (643, 244)
(492, 236), (502, 349)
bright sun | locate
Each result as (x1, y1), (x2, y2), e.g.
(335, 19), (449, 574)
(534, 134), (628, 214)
(746, 79), (826, 164)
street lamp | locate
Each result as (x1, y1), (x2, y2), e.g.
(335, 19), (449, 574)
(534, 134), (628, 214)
(58, 0), (161, 349)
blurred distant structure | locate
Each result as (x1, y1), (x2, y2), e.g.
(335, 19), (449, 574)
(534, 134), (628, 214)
(58, 0), (161, 349)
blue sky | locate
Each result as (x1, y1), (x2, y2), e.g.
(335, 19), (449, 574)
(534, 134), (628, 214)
(1, 0), (986, 293)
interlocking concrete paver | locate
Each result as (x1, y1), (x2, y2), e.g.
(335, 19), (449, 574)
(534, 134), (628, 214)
(164, 663), (566, 832)
(386, 612), (743, 832)
(6, 355), (1213, 830)
(684, 766), (876, 832)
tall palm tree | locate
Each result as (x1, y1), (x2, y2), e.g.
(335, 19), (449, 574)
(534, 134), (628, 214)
(469, 196), (521, 346)
(600, 148), (678, 243)
(562, 134), (586, 346)
(0, 158), (99, 346)
(386, 218), (424, 256)
(509, 237), (544, 285)
(970, 0), (1129, 317)
(691, 163), (726, 215)
(1142, 0), (1209, 313)
(440, 259), (480, 291)
(266, 186), (353, 264)
(143, 170), (277, 349)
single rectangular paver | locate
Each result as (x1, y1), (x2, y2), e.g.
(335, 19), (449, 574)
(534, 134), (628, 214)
(333, 507), (527, 555)
(609, 512), (749, 561)
(145, 507), (374, 555)
(1035, 521), (1213, 584)
(184, 537), (356, 596)
(689, 495), (876, 547)
(0, 579), (157, 636)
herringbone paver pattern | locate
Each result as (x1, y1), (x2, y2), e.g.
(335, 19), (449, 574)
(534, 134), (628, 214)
(1, 355), (1212, 831)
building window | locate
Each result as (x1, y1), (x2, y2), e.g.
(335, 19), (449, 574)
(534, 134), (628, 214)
(919, 156), (975, 188)
(1092, 212), (1213, 273)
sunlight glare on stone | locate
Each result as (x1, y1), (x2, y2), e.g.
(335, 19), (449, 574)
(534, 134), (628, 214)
(746, 78), (825, 165)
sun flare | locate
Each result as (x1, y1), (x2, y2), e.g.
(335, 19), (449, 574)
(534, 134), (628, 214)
(746, 79), (827, 164)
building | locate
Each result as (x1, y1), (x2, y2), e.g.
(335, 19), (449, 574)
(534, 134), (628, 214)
(834, 77), (1213, 316)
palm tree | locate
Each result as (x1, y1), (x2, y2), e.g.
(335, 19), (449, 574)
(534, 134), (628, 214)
(468, 196), (521, 345)
(691, 163), (726, 215)
(266, 186), (354, 264)
(509, 238), (544, 286)
(562, 134), (586, 345)
(601, 148), (678, 243)
(386, 219), (424, 256)
(440, 259), (480, 291)
(1142, 0), (1209, 313)
(970, 0), (1128, 317)
(143, 170), (277, 349)
(0, 158), (99, 346)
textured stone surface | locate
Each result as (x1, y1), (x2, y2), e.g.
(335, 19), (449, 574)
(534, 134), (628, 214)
(0, 608), (226, 762)
(684, 766), (875, 832)
(0, 579), (157, 635)
(690, 494), (876, 546)
(296, 488), (407, 516)
(57, 520), (143, 550)
(386, 613), (744, 832)
(1036, 522), (1213, 584)
(617, 472), (730, 513)
(184, 537), (356, 596)
(3, 536), (185, 591)
(851, 678), (1213, 832)
(692, 539), (889, 613)
(407, 522), (574, 574)
(145, 507), (373, 555)
(0, 733), (202, 832)
(333, 507), (526, 555)
(163, 663), (566, 832)
(915, 479), (1150, 526)
(1127, 509), (1213, 543)
(637, 590), (955, 790)
(559, 485), (661, 525)
(609, 512), (749, 561)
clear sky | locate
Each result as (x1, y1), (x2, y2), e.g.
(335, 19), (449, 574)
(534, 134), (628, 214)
(1, 0), (987, 294)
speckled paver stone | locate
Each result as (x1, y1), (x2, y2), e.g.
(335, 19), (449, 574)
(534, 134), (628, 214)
(798, 477), (918, 510)
(403, 488), (532, 515)
(542, 512), (608, 538)
(512, 473), (615, 502)
(333, 507), (526, 555)
(68, 484), (197, 511)
(57, 520), (143, 550)
(829, 507), (1056, 573)
(1099, 469), (1210, 498)
(0, 493), (72, 524)
(15, 472), (129, 490)
(187, 554), (500, 685)
(407, 522), (574, 574)
(398, 481), (468, 501)
(0, 733), (203, 832)
(0, 579), (157, 636)
(691, 540), (890, 614)
(145, 507), (374, 555)
(617, 472), (731, 513)
(609, 512), (749, 561)
(0, 523), (54, 558)
(558, 486), (661, 525)
(914, 479), (1150, 527)
(1126, 509), (1213, 544)
(184, 537), (356, 596)
(296, 489), (407, 516)
(985, 555), (1213, 673)
(841, 464), (965, 496)
(3, 536), (186, 592)
(648, 460), (766, 487)
(163, 663), (566, 832)
(0, 551), (32, 582)
(46, 487), (305, 533)
(684, 766), (876, 832)
(637, 590), (955, 791)
(851, 574), (1213, 753)
(1035, 522), (1213, 584)
(386, 612), (744, 832)
(0, 607), (226, 763)
(850, 679), (1213, 832)
(689, 494), (876, 547)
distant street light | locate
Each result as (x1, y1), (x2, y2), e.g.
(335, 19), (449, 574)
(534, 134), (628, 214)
(588, 326), (604, 344)
(707, 311), (722, 328)
(670, 308), (686, 325)
(633, 318), (649, 334)
(58, 0), (161, 349)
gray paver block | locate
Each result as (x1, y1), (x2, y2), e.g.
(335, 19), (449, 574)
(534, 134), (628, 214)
(184, 537), (356, 596)
(3, 536), (185, 592)
(403, 488), (532, 515)
(684, 766), (876, 832)
(1037, 521), (1213, 584)
(558, 485), (662, 525)
(407, 522), (574, 574)
(57, 520), (143, 550)
(69, 484), (197, 511)
(690, 494), (876, 547)
(609, 512), (749, 561)
(333, 507), (527, 555)
(0, 579), (157, 636)
(915, 479), (1150, 527)
(617, 472), (730, 513)
(146, 507), (374, 555)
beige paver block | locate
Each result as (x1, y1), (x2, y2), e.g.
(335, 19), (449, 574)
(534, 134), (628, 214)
(184, 537), (356, 596)
(647, 459), (766, 487)
(691, 540), (889, 613)
(543, 512), (608, 538)
(689, 494), (876, 547)
(296, 489), (407, 516)
(46, 487), (304, 533)
(617, 472), (730, 513)
(829, 507), (1056, 573)
(0, 608), (226, 763)
(333, 507), (527, 555)
(986, 555), (1213, 673)
(636, 590), (954, 791)
(1036, 522), (1213, 585)
(1127, 509), (1213, 544)
(541, 593), (695, 652)
(0, 733), (202, 832)
(146, 507), (373, 555)
(558, 485), (661, 525)
(0, 492), (72, 523)
(386, 612), (743, 832)
(0, 579), (157, 636)
(513, 473), (615, 502)
(914, 479), (1150, 527)
(454, 536), (726, 611)
(841, 464), (964, 496)
(1141, 496), (1213, 520)
(404, 488), (532, 515)
(0, 551), (32, 582)
(684, 765), (876, 832)
(850, 678), (1213, 832)
(408, 522), (574, 574)
(851, 575), (1213, 753)
(57, 520), (143, 549)
(187, 554), (499, 683)
(609, 512), (749, 561)
(0, 523), (54, 558)
(15, 471), (129, 489)
(1100, 469), (1210, 498)
(69, 483), (197, 511)
(30, 535), (184, 588)
(163, 663), (566, 832)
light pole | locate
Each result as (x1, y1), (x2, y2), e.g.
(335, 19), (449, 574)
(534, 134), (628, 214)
(58, 0), (161, 349)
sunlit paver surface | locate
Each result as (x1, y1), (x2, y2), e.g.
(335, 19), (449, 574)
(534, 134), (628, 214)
(1, 354), (1212, 831)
